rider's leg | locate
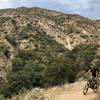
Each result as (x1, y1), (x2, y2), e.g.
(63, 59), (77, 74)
(89, 76), (96, 88)
(92, 76), (99, 88)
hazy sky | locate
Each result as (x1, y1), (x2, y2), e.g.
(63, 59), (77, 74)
(0, 0), (100, 19)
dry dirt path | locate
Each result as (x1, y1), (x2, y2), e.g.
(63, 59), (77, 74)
(46, 81), (99, 100)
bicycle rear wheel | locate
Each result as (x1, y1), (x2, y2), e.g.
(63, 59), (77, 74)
(93, 82), (99, 92)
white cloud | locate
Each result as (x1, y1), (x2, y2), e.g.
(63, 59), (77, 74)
(58, 0), (90, 9)
(56, 0), (100, 19)
(0, 0), (9, 2)
(0, 0), (12, 9)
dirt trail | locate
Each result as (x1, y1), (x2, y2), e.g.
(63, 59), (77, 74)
(46, 81), (98, 100)
(54, 90), (96, 100)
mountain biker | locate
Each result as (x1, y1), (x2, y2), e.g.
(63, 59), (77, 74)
(83, 65), (99, 95)
(84, 64), (99, 84)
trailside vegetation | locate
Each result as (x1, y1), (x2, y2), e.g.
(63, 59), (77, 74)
(0, 32), (98, 98)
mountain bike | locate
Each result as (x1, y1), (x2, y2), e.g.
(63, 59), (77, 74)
(83, 78), (99, 95)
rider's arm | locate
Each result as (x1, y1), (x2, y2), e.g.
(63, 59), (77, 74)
(83, 70), (90, 78)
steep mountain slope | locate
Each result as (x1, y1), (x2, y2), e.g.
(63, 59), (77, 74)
(0, 7), (100, 72)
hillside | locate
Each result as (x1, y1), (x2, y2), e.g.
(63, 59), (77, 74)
(0, 7), (100, 71)
(0, 7), (100, 99)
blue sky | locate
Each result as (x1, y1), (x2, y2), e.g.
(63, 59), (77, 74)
(0, 0), (100, 19)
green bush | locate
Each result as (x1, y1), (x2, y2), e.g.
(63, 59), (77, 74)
(0, 95), (5, 100)
(5, 34), (17, 46)
(17, 32), (30, 40)
(72, 44), (98, 71)
(1, 62), (45, 97)
(0, 47), (9, 58)
(44, 58), (77, 86)
(12, 58), (24, 71)
(44, 64), (68, 86)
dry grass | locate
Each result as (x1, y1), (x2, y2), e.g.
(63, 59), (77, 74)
(6, 88), (47, 100)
